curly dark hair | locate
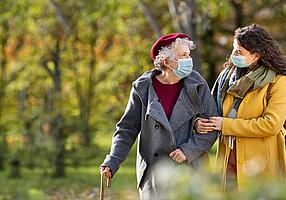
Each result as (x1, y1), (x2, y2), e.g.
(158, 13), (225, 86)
(224, 24), (286, 75)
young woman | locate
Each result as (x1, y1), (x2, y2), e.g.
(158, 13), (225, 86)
(195, 24), (286, 190)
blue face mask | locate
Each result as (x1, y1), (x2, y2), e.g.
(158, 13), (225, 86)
(173, 58), (193, 79)
(231, 55), (250, 68)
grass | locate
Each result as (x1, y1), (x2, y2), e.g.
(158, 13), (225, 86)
(0, 164), (139, 200)
(0, 131), (219, 200)
(0, 131), (139, 200)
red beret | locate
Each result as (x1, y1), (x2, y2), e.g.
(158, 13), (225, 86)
(150, 33), (192, 60)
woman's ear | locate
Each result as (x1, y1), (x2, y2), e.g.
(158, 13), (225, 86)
(254, 53), (260, 61)
(162, 58), (170, 67)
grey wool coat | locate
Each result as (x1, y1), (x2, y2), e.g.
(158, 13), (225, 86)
(101, 69), (218, 190)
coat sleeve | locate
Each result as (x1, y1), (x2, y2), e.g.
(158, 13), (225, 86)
(222, 75), (286, 138)
(179, 81), (219, 164)
(100, 86), (141, 176)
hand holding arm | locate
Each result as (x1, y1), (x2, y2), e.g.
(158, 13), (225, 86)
(209, 117), (223, 131)
(195, 118), (217, 133)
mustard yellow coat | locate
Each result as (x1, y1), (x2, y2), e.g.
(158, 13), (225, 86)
(217, 74), (286, 189)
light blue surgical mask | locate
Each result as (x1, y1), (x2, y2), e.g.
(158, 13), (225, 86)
(172, 58), (193, 79)
(231, 55), (252, 68)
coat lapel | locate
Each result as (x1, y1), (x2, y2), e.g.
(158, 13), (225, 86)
(145, 84), (173, 133)
(169, 81), (204, 132)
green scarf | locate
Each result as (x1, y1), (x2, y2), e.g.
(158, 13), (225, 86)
(227, 65), (276, 98)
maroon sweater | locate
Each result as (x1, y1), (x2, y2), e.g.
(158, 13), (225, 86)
(152, 77), (183, 119)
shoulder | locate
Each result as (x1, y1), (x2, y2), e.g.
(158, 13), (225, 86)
(185, 70), (207, 85)
(271, 74), (286, 91)
(132, 71), (153, 97)
(131, 69), (159, 100)
(274, 74), (286, 83)
(132, 69), (162, 88)
(132, 70), (153, 87)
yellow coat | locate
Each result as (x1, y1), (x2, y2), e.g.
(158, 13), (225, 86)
(217, 74), (286, 189)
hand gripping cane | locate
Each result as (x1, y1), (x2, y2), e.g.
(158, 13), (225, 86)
(99, 173), (111, 200)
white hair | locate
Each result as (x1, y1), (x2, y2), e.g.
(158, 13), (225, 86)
(154, 38), (196, 70)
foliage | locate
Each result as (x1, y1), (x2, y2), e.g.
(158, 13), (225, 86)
(0, 0), (285, 198)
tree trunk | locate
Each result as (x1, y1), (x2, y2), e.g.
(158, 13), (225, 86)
(71, 36), (96, 147)
(52, 37), (65, 177)
(138, 0), (162, 37)
(9, 158), (21, 178)
(18, 89), (36, 169)
(230, 0), (244, 28)
(168, 0), (201, 72)
(41, 36), (66, 177)
(52, 113), (65, 177)
(0, 21), (9, 170)
(0, 134), (7, 170)
(82, 39), (96, 146)
(168, 0), (184, 33)
(202, 29), (217, 87)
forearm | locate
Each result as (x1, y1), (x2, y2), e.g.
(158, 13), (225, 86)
(179, 131), (217, 163)
(101, 86), (141, 175)
(101, 124), (139, 176)
(222, 115), (285, 137)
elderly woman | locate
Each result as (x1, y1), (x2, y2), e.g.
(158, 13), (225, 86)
(100, 33), (218, 199)
(195, 24), (286, 190)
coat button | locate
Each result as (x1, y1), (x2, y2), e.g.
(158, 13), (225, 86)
(154, 153), (158, 157)
(239, 159), (244, 164)
(155, 124), (159, 129)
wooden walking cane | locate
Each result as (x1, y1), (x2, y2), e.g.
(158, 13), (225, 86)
(100, 173), (111, 200)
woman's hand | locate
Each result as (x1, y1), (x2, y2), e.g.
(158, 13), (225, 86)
(169, 149), (187, 164)
(195, 118), (216, 134)
(100, 166), (112, 178)
(209, 117), (223, 131)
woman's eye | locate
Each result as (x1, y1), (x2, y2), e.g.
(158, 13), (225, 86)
(233, 49), (242, 55)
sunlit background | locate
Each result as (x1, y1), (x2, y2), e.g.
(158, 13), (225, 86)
(0, 0), (285, 199)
